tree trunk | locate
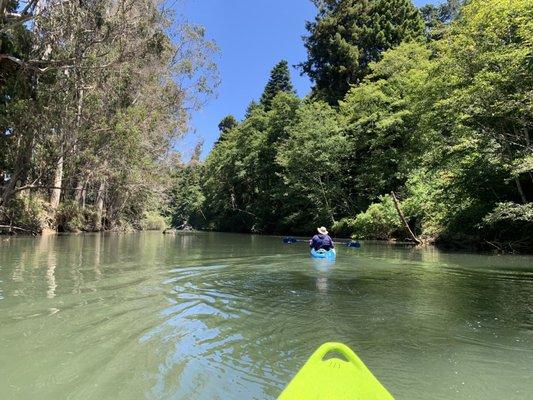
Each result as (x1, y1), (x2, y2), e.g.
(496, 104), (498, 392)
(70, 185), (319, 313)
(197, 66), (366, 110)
(391, 191), (422, 245)
(1, 133), (34, 206)
(74, 179), (84, 204)
(71, 85), (86, 208)
(49, 153), (64, 210)
(515, 177), (527, 203)
(94, 180), (105, 231)
(81, 187), (86, 209)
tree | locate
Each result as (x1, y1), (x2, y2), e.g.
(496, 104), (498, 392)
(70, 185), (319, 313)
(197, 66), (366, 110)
(201, 105), (269, 232)
(420, 0), (464, 40)
(416, 0), (533, 244)
(215, 114), (238, 145)
(339, 42), (433, 209)
(244, 100), (260, 118)
(168, 155), (206, 229)
(300, 0), (424, 104)
(218, 115), (238, 133)
(0, 0), (218, 233)
(254, 92), (301, 232)
(260, 60), (295, 111)
(200, 91), (302, 234)
(276, 101), (347, 231)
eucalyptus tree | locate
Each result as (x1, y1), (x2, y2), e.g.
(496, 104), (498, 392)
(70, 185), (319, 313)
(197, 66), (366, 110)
(0, 0), (218, 232)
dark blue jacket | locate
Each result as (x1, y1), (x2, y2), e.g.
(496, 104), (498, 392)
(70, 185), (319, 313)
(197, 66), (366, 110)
(310, 234), (334, 251)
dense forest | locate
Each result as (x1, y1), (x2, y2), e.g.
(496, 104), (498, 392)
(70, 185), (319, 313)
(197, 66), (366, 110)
(0, 0), (217, 233)
(1, 0), (532, 252)
(173, 0), (533, 252)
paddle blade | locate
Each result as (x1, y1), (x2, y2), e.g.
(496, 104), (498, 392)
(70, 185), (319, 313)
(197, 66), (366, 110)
(283, 237), (298, 244)
(346, 241), (361, 248)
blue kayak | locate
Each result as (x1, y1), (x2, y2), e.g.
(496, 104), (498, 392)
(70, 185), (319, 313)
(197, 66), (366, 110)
(311, 248), (336, 260)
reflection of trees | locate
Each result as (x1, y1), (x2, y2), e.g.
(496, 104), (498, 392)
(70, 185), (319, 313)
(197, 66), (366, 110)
(44, 234), (57, 299)
(151, 239), (533, 398)
(1, 233), (532, 399)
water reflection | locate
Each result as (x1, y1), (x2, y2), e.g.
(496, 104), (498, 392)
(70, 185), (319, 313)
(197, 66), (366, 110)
(0, 233), (532, 400)
(46, 264), (57, 299)
(316, 276), (328, 293)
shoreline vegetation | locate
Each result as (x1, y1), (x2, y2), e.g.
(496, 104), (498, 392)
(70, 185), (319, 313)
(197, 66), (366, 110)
(2, 0), (532, 253)
(175, 0), (532, 254)
(1, 0), (218, 236)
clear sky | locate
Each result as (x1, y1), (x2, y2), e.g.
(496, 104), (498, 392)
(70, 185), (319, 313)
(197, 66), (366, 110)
(177, 0), (439, 160)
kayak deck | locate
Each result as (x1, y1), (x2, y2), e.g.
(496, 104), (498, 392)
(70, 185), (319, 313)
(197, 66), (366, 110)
(311, 248), (336, 260)
(278, 342), (394, 400)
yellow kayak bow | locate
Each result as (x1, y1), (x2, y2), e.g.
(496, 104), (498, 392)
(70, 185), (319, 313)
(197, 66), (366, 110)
(278, 342), (395, 400)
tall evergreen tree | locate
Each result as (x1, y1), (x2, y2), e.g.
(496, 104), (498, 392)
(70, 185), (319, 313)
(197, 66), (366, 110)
(217, 115), (238, 133)
(260, 60), (295, 111)
(300, 0), (424, 104)
(214, 115), (238, 146)
(244, 100), (260, 118)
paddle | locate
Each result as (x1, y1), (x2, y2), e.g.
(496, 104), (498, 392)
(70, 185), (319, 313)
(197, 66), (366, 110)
(283, 236), (361, 248)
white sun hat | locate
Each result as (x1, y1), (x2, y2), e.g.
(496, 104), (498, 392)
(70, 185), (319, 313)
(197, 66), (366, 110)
(317, 226), (328, 235)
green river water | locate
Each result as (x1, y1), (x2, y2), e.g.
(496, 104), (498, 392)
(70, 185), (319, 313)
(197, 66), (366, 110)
(0, 232), (532, 400)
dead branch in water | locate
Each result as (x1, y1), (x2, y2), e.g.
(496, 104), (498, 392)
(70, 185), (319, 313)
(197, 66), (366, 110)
(0, 224), (38, 235)
(390, 191), (422, 245)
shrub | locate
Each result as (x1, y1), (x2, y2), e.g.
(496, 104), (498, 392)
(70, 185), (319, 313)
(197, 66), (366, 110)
(82, 206), (99, 231)
(56, 200), (86, 232)
(332, 218), (358, 237)
(351, 196), (402, 240)
(139, 211), (167, 231)
(2, 196), (49, 233)
(481, 202), (533, 250)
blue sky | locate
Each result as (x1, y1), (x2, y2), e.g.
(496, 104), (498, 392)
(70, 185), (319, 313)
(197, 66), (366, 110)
(176, 0), (439, 160)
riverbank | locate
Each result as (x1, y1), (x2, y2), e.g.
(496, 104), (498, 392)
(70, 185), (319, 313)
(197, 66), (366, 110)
(0, 197), (168, 236)
(3, 220), (531, 254)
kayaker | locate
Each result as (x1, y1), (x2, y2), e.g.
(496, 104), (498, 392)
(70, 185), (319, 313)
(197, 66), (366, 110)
(309, 227), (334, 251)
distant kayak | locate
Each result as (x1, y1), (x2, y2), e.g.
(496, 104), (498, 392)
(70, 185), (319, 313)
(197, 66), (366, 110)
(278, 342), (394, 400)
(310, 248), (336, 260)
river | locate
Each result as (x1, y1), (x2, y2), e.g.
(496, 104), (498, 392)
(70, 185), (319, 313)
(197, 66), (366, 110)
(0, 232), (532, 399)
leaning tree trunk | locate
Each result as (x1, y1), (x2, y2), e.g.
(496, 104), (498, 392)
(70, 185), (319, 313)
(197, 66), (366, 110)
(391, 191), (422, 245)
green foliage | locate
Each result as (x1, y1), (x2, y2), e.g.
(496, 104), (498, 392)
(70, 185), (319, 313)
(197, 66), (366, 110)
(139, 211), (168, 231)
(331, 218), (358, 237)
(260, 60), (295, 111)
(276, 100), (347, 231)
(0, 0), (218, 233)
(3, 196), (49, 233)
(420, 0), (463, 40)
(200, 91), (303, 233)
(412, 0), (533, 242)
(218, 115), (238, 134)
(484, 202), (533, 225)
(339, 41), (432, 207)
(349, 196), (403, 240)
(56, 201), (86, 232)
(481, 202), (533, 251)
(176, 0), (533, 251)
(244, 100), (261, 119)
(169, 160), (206, 228)
(301, 0), (425, 104)
(215, 115), (238, 146)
